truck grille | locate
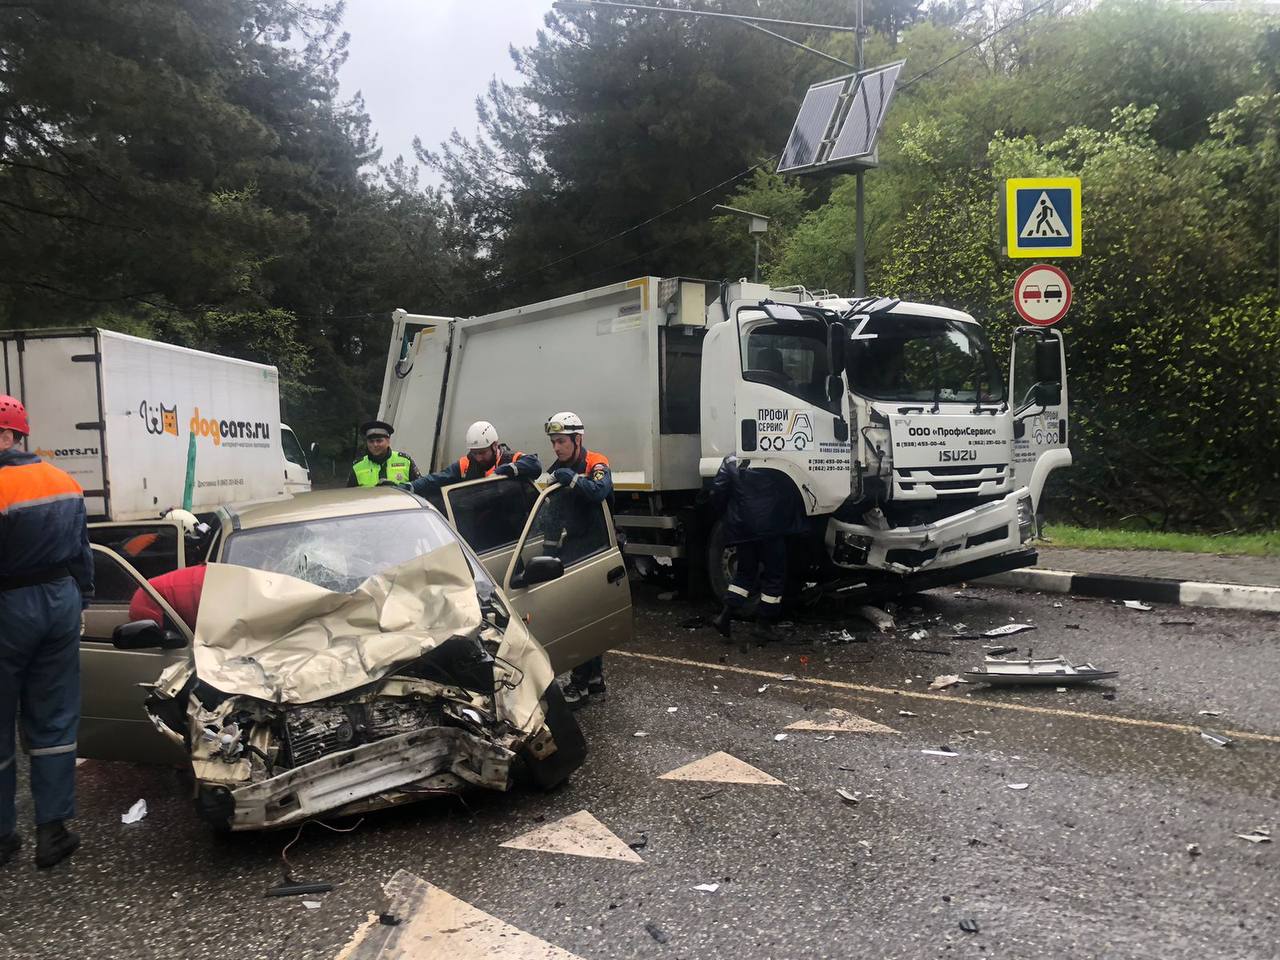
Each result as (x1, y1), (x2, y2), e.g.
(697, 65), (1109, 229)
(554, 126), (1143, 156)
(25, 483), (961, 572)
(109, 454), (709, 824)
(894, 464), (1010, 497)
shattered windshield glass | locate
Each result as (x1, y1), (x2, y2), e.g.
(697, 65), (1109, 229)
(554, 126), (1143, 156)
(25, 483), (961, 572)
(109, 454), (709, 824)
(845, 314), (1005, 403)
(223, 508), (492, 596)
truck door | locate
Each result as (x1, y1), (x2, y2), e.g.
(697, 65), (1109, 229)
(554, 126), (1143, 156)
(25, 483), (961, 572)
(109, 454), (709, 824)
(380, 320), (452, 470)
(80, 545), (191, 763)
(440, 476), (540, 582)
(1009, 327), (1071, 511)
(280, 425), (311, 494)
(500, 486), (632, 675)
(734, 306), (851, 515)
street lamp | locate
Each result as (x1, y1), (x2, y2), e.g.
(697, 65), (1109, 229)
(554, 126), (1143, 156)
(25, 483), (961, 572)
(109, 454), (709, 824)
(713, 204), (770, 282)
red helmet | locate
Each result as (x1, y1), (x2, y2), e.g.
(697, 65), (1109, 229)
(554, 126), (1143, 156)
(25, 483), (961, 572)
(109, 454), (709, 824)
(0, 395), (29, 436)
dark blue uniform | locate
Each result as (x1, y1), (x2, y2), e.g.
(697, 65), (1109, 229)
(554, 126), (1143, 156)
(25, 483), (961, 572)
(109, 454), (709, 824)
(1, 448), (93, 842)
(408, 445), (542, 495)
(552, 449), (613, 692)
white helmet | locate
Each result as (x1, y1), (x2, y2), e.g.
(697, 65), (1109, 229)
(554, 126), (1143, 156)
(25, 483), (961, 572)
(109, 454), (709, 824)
(545, 411), (585, 436)
(465, 420), (500, 450)
(164, 508), (209, 540)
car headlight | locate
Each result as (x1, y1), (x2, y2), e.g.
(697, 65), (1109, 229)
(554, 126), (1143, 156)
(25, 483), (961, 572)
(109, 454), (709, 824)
(1017, 495), (1035, 543)
(835, 531), (873, 565)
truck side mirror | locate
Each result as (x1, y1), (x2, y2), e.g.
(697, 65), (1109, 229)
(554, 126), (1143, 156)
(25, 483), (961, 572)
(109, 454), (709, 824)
(1034, 381), (1062, 407)
(826, 374), (844, 405)
(827, 322), (847, 375)
(1034, 338), (1061, 384)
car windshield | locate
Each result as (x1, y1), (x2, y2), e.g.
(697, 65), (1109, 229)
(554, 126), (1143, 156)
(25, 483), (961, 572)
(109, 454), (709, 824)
(845, 314), (1005, 403)
(223, 508), (495, 598)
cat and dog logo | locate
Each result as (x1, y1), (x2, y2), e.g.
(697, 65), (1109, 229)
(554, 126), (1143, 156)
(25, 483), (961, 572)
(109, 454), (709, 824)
(140, 400), (179, 438)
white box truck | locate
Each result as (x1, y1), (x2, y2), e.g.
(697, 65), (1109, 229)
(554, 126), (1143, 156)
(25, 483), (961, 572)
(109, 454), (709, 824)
(377, 277), (1070, 600)
(1, 328), (311, 522)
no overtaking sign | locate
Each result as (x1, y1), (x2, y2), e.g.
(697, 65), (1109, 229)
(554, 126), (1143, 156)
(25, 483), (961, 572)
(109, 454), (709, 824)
(1014, 264), (1072, 326)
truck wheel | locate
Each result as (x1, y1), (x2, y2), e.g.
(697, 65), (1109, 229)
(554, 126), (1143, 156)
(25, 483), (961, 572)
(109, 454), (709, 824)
(705, 517), (737, 604)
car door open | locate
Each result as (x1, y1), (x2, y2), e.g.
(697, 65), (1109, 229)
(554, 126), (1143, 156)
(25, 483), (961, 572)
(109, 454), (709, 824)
(80, 544), (193, 763)
(439, 475), (540, 582)
(501, 485), (632, 675)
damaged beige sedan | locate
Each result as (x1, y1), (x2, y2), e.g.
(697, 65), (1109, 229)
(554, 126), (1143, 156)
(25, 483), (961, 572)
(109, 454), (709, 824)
(79, 483), (632, 830)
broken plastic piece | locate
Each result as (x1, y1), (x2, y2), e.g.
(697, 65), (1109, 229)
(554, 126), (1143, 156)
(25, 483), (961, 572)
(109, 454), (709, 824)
(921, 748), (958, 757)
(1007, 783), (1029, 791)
(266, 881), (334, 897)
(645, 922), (670, 944)
(633, 731), (648, 738)
(1200, 730), (1234, 749)
(959, 919), (980, 934)
(908, 629), (929, 641)
(1122, 599), (1153, 611)
(984, 645), (1018, 657)
(983, 623), (1036, 637)
(773, 734), (788, 742)
(1185, 843), (1201, 857)
(1235, 830), (1271, 844)
(836, 789), (859, 805)
(898, 710), (917, 717)
(928, 674), (962, 691)
(757, 684), (770, 694)
(962, 655), (1118, 687)
(693, 883), (720, 893)
(1197, 710), (1223, 717)
(121, 799), (148, 824)
(629, 833), (648, 852)
(857, 605), (895, 633)
(302, 900), (321, 910)
(667, 706), (678, 713)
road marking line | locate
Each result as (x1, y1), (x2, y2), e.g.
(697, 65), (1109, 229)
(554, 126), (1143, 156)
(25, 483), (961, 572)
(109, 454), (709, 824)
(785, 708), (897, 735)
(500, 810), (643, 863)
(658, 750), (784, 785)
(334, 869), (583, 960)
(614, 650), (1280, 745)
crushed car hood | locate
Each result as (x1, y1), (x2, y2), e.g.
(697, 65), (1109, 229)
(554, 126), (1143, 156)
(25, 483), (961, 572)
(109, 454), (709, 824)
(193, 543), (483, 705)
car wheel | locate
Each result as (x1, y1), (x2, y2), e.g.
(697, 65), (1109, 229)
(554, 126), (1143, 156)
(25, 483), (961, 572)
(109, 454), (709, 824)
(520, 680), (587, 790)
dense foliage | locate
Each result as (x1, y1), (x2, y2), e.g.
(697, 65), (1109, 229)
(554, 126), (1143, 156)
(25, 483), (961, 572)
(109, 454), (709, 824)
(2, 0), (1276, 526)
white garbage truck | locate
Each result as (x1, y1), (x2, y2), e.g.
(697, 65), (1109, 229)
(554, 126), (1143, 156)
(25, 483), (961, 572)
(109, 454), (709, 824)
(0, 327), (311, 523)
(377, 277), (1070, 600)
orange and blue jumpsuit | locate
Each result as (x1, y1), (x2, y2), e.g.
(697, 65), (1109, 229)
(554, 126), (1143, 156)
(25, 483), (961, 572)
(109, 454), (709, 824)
(407, 444), (542, 495)
(0, 449), (93, 838)
(550, 450), (613, 687)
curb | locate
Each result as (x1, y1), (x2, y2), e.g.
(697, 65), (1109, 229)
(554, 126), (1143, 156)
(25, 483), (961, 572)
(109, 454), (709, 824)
(978, 567), (1280, 614)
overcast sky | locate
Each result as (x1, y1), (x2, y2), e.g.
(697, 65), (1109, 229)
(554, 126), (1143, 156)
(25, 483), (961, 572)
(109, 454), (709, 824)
(338, 0), (553, 172)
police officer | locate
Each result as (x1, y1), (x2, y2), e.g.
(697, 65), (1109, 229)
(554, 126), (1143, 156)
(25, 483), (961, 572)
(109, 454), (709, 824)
(0, 395), (93, 869)
(347, 420), (420, 487)
(709, 454), (805, 639)
(545, 411), (612, 707)
(406, 421), (541, 495)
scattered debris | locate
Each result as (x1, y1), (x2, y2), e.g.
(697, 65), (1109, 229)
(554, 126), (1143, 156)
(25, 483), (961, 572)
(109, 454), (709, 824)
(1122, 600), (1153, 611)
(1064, 623), (1081, 630)
(634, 731), (649, 738)
(773, 734), (789, 742)
(984, 645), (1018, 657)
(697, 789), (725, 801)
(906, 648), (951, 656)
(898, 710), (918, 717)
(1161, 620), (1194, 626)
(952, 623), (969, 632)
(1052, 602), (1063, 608)
(836, 789), (860, 805)
(921, 748), (958, 757)
(667, 706), (678, 713)
(963, 655), (1118, 687)
(657, 591), (677, 601)
(982, 623), (1036, 637)
(757, 684), (770, 694)
(778, 674), (797, 682)
(908, 629), (929, 641)
(814, 735), (836, 742)
(959, 919), (981, 934)
(645, 922), (670, 944)
(121, 799), (148, 824)
(1007, 783), (1029, 791)
(1200, 730), (1234, 749)
(828, 628), (865, 644)
(1186, 843), (1202, 857)
(1102, 692), (1116, 701)
(1056, 687), (1068, 693)
(629, 833), (648, 852)
(693, 883), (720, 893)
(1234, 829), (1271, 844)
(856, 605), (896, 633)
(302, 901), (322, 910)
(928, 674), (962, 691)
(1197, 709), (1223, 718)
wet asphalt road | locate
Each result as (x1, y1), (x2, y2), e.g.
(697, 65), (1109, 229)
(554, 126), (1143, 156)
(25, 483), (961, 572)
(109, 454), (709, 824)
(1, 584), (1277, 960)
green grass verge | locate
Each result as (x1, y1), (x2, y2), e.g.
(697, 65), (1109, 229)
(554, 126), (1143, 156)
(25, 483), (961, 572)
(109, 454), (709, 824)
(1039, 524), (1280, 557)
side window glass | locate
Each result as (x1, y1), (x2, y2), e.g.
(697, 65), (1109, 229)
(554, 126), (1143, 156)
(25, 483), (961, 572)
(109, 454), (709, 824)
(740, 321), (833, 410)
(89, 525), (180, 580)
(513, 489), (611, 582)
(281, 429), (309, 468)
(91, 551), (144, 605)
(447, 479), (539, 554)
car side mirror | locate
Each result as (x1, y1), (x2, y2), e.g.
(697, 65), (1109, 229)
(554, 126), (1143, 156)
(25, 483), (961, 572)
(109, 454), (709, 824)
(523, 555), (565, 586)
(113, 620), (186, 650)
(1034, 381), (1061, 407)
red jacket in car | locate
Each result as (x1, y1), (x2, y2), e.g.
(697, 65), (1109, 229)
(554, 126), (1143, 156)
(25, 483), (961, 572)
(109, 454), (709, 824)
(129, 564), (206, 630)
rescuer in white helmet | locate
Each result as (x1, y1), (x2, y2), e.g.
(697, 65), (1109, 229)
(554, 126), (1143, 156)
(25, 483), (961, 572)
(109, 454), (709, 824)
(405, 420), (541, 496)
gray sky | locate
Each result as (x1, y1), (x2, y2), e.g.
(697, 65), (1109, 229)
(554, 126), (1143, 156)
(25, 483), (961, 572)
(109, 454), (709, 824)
(338, 0), (553, 172)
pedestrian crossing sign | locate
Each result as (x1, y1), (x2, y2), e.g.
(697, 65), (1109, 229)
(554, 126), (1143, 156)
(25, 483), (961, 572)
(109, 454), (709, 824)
(1005, 177), (1081, 258)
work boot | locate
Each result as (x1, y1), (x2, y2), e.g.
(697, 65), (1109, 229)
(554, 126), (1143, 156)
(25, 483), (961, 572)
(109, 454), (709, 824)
(752, 620), (780, 643)
(0, 832), (20, 867)
(585, 672), (606, 698)
(558, 674), (587, 710)
(712, 606), (733, 640)
(35, 821), (79, 870)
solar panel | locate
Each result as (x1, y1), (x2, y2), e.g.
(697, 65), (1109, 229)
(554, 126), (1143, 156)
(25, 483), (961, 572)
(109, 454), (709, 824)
(829, 61), (904, 162)
(776, 78), (846, 173)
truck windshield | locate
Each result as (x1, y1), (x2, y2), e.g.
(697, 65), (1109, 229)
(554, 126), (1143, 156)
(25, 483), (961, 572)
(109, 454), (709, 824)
(845, 315), (1005, 403)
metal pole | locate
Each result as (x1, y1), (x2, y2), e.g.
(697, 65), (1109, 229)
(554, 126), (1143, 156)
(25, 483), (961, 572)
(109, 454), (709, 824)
(853, 0), (866, 296)
(754, 236), (761, 283)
